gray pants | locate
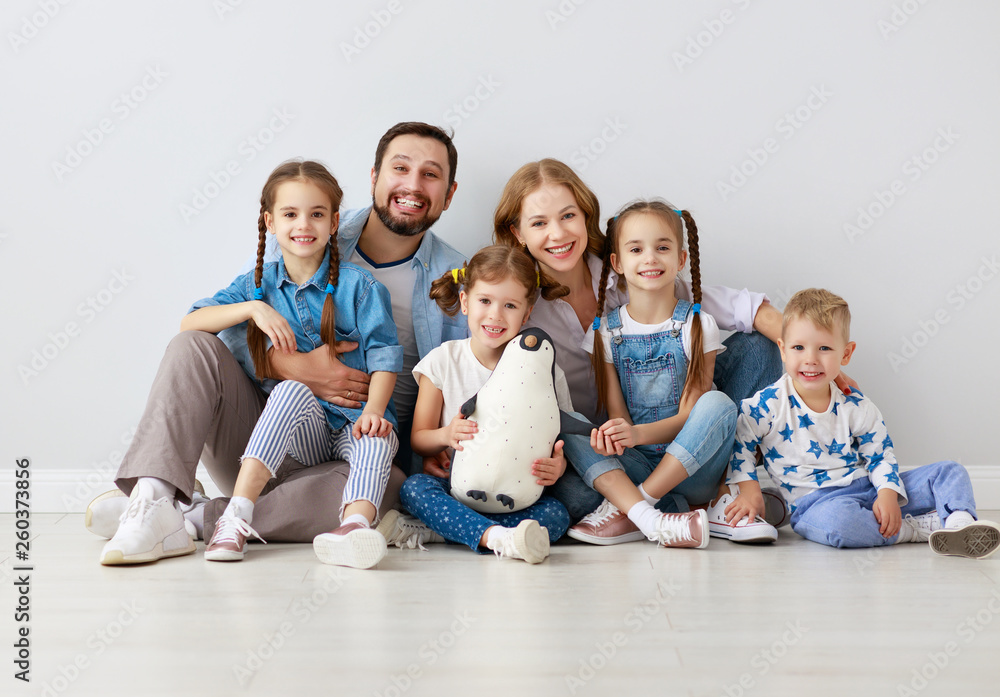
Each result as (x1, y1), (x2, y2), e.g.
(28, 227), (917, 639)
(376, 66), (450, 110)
(115, 331), (405, 542)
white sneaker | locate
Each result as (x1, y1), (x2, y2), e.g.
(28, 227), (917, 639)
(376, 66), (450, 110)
(487, 520), (550, 564)
(706, 492), (777, 544)
(376, 510), (444, 550)
(930, 519), (1000, 559)
(87, 479), (207, 539)
(649, 510), (710, 549)
(204, 511), (266, 562)
(99, 496), (196, 565)
(898, 511), (942, 543)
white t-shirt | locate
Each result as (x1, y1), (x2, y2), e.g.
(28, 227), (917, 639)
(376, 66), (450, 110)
(583, 303), (724, 362)
(350, 249), (420, 424)
(413, 339), (574, 456)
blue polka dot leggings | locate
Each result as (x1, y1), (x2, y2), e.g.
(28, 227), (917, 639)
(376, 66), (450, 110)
(400, 474), (571, 553)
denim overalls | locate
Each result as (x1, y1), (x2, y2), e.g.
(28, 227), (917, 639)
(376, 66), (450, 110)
(606, 299), (692, 462)
(560, 301), (738, 511)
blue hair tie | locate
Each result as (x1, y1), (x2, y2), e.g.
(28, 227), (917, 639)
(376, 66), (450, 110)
(253, 287), (263, 300)
(673, 209), (683, 216)
(692, 303), (701, 314)
(591, 316), (601, 331)
(325, 283), (335, 295)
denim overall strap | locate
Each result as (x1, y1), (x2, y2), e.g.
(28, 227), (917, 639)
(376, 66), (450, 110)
(609, 300), (692, 459)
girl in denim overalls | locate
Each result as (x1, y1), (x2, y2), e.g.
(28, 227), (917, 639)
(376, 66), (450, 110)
(562, 200), (773, 548)
(182, 160), (402, 569)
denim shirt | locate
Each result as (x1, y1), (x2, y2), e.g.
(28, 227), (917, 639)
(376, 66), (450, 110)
(336, 206), (469, 358)
(189, 251), (403, 431)
(607, 298), (693, 460)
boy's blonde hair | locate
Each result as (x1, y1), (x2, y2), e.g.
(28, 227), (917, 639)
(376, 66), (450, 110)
(782, 288), (851, 342)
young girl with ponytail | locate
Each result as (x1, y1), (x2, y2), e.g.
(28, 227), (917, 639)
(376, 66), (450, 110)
(564, 201), (777, 547)
(181, 159), (403, 569)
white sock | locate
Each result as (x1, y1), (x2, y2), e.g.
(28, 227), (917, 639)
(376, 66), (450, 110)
(945, 511), (976, 529)
(226, 496), (254, 524)
(342, 513), (369, 528)
(184, 501), (207, 540)
(485, 526), (507, 549)
(638, 484), (659, 507)
(135, 477), (174, 502)
(626, 501), (661, 539)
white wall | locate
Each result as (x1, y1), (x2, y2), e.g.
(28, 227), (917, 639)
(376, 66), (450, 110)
(3, 0), (999, 511)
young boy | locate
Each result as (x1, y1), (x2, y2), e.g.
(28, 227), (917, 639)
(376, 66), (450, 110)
(724, 288), (999, 559)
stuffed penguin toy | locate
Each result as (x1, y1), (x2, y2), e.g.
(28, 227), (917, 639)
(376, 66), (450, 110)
(449, 327), (592, 514)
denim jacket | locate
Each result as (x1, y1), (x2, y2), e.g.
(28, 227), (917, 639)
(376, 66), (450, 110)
(336, 207), (469, 358)
(189, 250), (403, 431)
(607, 298), (693, 459)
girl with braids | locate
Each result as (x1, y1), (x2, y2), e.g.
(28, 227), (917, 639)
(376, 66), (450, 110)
(385, 245), (572, 563)
(566, 201), (777, 547)
(181, 160), (403, 569)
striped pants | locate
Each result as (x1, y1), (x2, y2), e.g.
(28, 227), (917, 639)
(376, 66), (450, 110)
(243, 380), (398, 519)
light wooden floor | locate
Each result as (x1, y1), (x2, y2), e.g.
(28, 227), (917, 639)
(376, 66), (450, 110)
(4, 513), (1000, 697)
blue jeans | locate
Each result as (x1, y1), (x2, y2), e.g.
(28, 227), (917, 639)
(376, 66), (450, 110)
(790, 461), (977, 548)
(714, 330), (783, 405)
(400, 474), (571, 553)
(561, 391), (737, 511)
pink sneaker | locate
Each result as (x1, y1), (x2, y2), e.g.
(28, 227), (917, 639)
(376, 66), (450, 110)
(650, 510), (709, 549)
(313, 522), (387, 569)
(567, 499), (645, 545)
(204, 511), (265, 562)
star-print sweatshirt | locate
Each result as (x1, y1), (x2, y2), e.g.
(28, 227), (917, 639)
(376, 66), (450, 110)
(727, 373), (907, 511)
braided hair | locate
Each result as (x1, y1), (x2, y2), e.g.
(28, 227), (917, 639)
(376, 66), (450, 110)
(247, 160), (344, 379)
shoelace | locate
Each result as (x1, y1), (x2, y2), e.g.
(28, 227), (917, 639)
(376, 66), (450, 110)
(581, 499), (620, 526)
(212, 514), (266, 548)
(388, 517), (435, 551)
(119, 496), (158, 525)
(491, 531), (521, 560)
(655, 513), (696, 546)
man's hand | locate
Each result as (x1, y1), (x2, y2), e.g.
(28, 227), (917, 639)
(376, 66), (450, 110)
(268, 342), (370, 407)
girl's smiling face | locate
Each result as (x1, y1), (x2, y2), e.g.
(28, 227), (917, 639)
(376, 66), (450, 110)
(460, 277), (533, 353)
(264, 179), (338, 273)
(512, 183), (588, 276)
(610, 212), (686, 293)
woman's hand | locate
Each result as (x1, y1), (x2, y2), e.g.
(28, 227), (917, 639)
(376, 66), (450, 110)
(249, 301), (297, 354)
(423, 451), (451, 478)
(532, 440), (566, 486)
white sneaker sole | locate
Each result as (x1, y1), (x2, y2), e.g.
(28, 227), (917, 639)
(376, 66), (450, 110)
(86, 489), (128, 539)
(930, 522), (1000, 560)
(204, 546), (246, 562)
(313, 528), (387, 569)
(566, 526), (646, 546)
(513, 520), (550, 564)
(708, 520), (777, 544)
(100, 528), (196, 566)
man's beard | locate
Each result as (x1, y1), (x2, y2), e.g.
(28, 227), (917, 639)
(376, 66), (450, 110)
(373, 192), (439, 237)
